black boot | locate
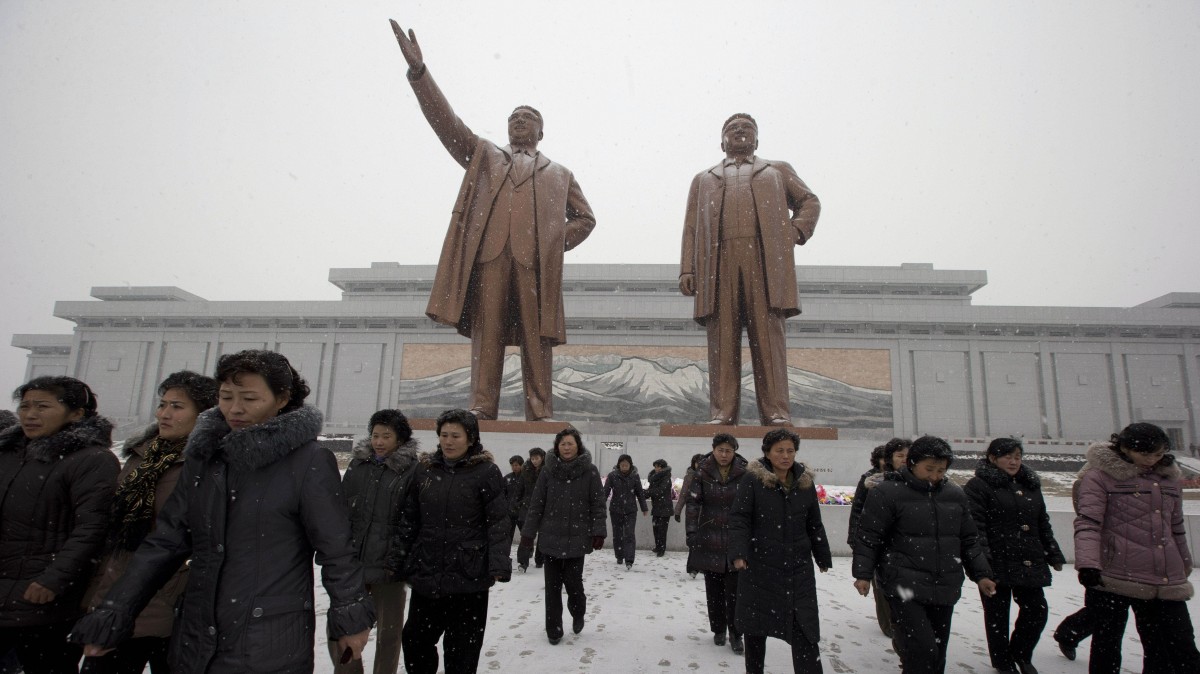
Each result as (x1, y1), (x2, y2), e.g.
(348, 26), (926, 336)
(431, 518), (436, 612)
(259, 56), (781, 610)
(730, 634), (744, 655)
(714, 631), (726, 646)
(572, 615), (585, 634)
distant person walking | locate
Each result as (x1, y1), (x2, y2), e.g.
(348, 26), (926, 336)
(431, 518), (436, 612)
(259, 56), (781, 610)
(647, 459), (674, 556)
(604, 454), (648, 569)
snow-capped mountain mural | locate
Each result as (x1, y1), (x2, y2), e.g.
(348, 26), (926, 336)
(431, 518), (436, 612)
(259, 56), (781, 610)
(397, 350), (892, 428)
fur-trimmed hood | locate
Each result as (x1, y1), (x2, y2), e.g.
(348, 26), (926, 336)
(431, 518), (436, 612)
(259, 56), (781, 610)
(746, 456), (814, 490)
(352, 436), (419, 475)
(864, 470), (893, 490)
(0, 413), (114, 462)
(418, 446), (495, 469)
(1080, 441), (1181, 481)
(545, 445), (595, 480)
(973, 457), (1041, 490)
(648, 465), (673, 485)
(185, 405), (324, 473)
(121, 423), (160, 459)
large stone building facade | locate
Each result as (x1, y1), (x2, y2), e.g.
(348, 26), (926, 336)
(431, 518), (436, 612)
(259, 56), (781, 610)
(13, 262), (1200, 453)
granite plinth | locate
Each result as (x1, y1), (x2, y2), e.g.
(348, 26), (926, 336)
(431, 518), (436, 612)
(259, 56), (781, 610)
(410, 418), (575, 434)
(659, 423), (838, 440)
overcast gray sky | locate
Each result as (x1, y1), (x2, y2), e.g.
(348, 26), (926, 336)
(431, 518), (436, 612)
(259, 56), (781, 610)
(2, 1), (1198, 400)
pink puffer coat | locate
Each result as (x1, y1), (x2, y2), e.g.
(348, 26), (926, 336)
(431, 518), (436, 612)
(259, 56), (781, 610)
(1074, 442), (1193, 601)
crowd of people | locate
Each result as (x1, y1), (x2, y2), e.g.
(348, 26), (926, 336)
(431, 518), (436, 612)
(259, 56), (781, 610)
(0, 348), (1195, 674)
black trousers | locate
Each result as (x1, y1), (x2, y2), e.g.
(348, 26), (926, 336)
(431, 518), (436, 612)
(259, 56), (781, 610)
(402, 590), (489, 674)
(651, 516), (670, 553)
(702, 571), (740, 637)
(887, 599), (954, 674)
(0, 621), (83, 674)
(517, 533), (544, 568)
(80, 637), (170, 674)
(979, 584), (1047, 668)
(543, 555), (586, 638)
(744, 627), (823, 674)
(610, 510), (637, 563)
(1087, 587), (1200, 674)
(507, 518), (521, 547)
(1053, 604), (1091, 647)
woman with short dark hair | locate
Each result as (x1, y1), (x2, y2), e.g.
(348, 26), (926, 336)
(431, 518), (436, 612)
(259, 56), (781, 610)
(82, 370), (218, 674)
(0, 377), (120, 674)
(337, 408), (419, 674)
(1074, 422), (1199, 673)
(730, 428), (832, 674)
(964, 437), (1064, 674)
(72, 350), (375, 673)
(604, 453), (648, 569)
(521, 428), (606, 645)
(392, 408), (511, 673)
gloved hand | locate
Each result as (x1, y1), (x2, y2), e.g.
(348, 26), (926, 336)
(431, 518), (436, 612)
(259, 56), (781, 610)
(591, 536), (605, 550)
(674, 513), (681, 523)
(1078, 568), (1102, 588)
(520, 536), (534, 550)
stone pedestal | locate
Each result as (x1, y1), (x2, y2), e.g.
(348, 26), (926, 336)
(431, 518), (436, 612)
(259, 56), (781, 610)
(658, 423), (838, 440)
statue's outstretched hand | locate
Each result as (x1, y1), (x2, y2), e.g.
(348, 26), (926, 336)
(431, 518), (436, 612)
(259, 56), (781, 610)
(389, 20), (423, 70)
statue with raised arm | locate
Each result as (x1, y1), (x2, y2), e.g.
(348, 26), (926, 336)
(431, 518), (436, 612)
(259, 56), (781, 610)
(680, 114), (821, 426)
(389, 20), (596, 422)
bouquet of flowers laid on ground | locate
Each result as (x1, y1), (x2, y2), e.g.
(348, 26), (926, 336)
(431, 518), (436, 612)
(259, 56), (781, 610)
(815, 484), (854, 505)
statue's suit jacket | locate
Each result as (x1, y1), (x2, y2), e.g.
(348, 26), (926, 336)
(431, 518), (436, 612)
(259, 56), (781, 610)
(680, 158), (820, 324)
(409, 67), (595, 346)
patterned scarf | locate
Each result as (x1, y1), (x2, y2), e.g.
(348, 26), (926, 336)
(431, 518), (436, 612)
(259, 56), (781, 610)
(109, 435), (187, 551)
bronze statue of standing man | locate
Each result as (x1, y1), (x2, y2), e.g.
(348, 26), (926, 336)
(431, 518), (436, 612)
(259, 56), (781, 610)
(390, 20), (596, 422)
(680, 114), (821, 426)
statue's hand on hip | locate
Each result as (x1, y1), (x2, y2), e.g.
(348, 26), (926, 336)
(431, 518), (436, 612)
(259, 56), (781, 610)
(678, 273), (696, 296)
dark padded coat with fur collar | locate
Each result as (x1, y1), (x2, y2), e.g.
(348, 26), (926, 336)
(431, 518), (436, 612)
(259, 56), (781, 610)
(342, 437), (419, 585)
(68, 406), (375, 674)
(0, 415), (119, 628)
(392, 445), (512, 597)
(729, 458), (832, 645)
(964, 459), (1064, 587)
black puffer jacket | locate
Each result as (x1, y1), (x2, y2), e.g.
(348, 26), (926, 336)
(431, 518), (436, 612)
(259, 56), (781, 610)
(522, 447), (606, 558)
(730, 459), (832, 645)
(342, 437), (419, 585)
(504, 471), (524, 521)
(604, 467), (648, 515)
(686, 454), (749, 573)
(516, 463), (540, 524)
(852, 467), (992, 606)
(69, 406), (375, 674)
(0, 416), (119, 628)
(647, 466), (674, 518)
(393, 447), (511, 597)
(846, 467), (880, 546)
(964, 459), (1064, 587)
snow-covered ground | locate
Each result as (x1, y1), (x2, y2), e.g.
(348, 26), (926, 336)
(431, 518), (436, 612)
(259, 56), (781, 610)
(313, 549), (1200, 673)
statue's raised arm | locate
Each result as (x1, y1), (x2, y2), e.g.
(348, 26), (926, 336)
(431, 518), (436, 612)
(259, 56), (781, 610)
(389, 19), (478, 168)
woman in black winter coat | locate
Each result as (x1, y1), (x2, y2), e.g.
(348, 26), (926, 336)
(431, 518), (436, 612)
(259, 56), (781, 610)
(729, 429), (832, 674)
(604, 454), (648, 569)
(516, 447), (546, 571)
(673, 453), (706, 523)
(520, 429), (606, 644)
(848, 438), (910, 639)
(392, 409), (511, 674)
(687, 433), (749, 655)
(0, 377), (120, 674)
(72, 350), (375, 674)
(964, 438), (1064, 674)
(852, 436), (996, 674)
(647, 459), (674, 556)
(338, 409), (419, 674)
